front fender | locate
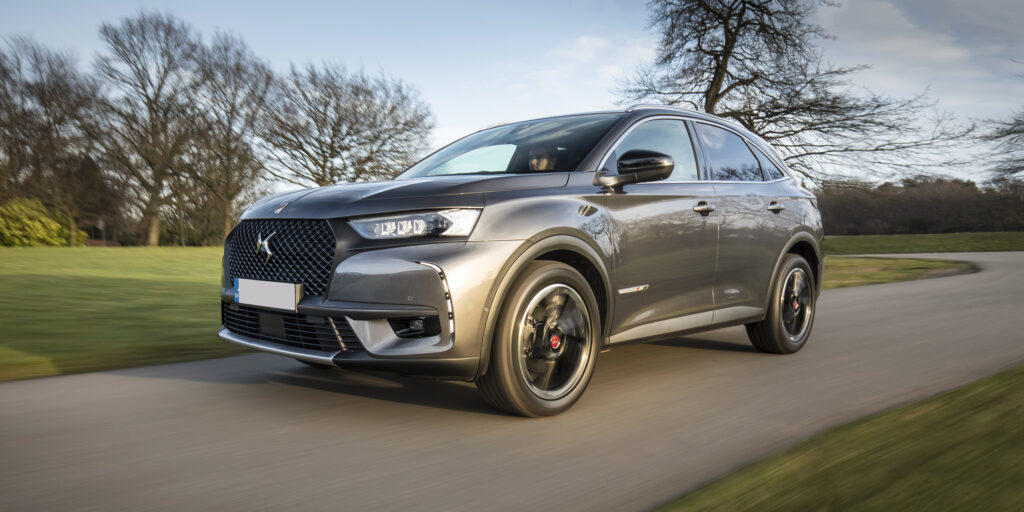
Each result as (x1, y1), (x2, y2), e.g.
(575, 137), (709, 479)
(475, 234), (614, 377)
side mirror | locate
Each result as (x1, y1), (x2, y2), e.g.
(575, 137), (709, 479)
(593, 150), (674, 193)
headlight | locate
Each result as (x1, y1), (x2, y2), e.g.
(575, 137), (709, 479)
(348, 209), (481, 239)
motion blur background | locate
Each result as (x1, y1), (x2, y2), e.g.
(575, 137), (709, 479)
(1, 0), (1022, 247)
(1, 2), (1022, 510)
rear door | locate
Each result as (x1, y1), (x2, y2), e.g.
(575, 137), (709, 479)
(603, 117), (719, 343)
(692, 122), (788, 323)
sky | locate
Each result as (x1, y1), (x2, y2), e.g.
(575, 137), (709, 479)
(2, 0), (1021, 179)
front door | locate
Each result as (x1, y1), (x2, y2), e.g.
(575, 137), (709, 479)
(603, 117), (719, 343)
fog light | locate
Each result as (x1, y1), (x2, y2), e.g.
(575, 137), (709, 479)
(388, 316), (441, 338)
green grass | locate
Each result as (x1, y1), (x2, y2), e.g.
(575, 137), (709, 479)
(0, 247), (243, 381)
(0, 246), (976, 382)
(659, 365), (1024, 511)
(826, 231), (1024, 255)
(822, 256), (974, 289)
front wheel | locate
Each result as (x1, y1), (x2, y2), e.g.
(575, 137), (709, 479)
(746, 253), (816, 354)
(477, 261), (601, 417)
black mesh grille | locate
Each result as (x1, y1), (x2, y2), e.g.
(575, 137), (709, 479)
(226, 219), (336, 297)
(222, 302), (363, 352)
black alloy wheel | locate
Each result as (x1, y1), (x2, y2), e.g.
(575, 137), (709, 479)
(746, 253), (816, 354)
(477, 261), (601, 416)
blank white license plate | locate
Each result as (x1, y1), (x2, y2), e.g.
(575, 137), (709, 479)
(234, 278), (303, 312)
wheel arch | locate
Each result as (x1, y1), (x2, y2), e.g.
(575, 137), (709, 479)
(476, 235), (613, 377)
(761, 232), (824, 312)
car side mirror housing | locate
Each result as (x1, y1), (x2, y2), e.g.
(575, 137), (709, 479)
(593, 150), (674, 193)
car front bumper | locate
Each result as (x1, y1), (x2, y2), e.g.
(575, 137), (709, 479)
(219, 240), (524, 378)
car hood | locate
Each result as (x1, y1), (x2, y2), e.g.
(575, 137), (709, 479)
(242, 172), (570, 220)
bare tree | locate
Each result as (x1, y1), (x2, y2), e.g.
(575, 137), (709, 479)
(189, 33), (272, 241)
(260, 64), (433, 187)
(0, 38), (109, 244)
(0, 41), (31, 199)
(161, 168), (211, 245)
(987, 109), (1023, 180)
(985, 61), (1024, 181)
(621, 0), (972, 181)
(87, 12), (202, 246)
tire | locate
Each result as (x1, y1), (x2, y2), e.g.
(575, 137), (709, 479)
(477, 261), (601, 417)
(746, 253), (816, 354)
(295, 358), (334, 369)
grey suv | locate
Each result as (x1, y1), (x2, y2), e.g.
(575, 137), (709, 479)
(219, 105), (823, 416)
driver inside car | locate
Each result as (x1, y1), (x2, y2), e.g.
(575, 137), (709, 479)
(528, 147), (557, 171)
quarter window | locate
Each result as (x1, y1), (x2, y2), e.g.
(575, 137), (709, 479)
(695, 123), (764, 182)
(603, 119), (699, 181)
(751, 145), (786, 180)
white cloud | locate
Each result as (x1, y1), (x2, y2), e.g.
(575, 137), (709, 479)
(598, 64), (621, 81)
(888, 0), (1024, 51)
(817, 0), (1020, 121)
(549, 35), (611, 63)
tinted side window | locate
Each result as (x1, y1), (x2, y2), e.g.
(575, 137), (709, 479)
(695, 123), (763, 182)
(751, 145), (785, 180)
(603, 119), (699, 181)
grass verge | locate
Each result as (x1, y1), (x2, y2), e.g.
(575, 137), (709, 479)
(659, 365), (1024, 511)
(0, 247), (242, 381)
(0, 246), (976, 382)
(825, 231), (1024, 255)
(822, 256), (974, 290)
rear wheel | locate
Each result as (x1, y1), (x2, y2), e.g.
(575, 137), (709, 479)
(477, 261), (601, 417)
(746, 253), (816, 354)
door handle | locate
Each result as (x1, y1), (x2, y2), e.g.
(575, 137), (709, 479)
(693, 202), (716, 216)
(767, 201), (785, 213)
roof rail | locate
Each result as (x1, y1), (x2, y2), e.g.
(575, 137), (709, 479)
(626, 104), (665, 111)
(625, 103), (694, 112)
(625, 104), (735, 126)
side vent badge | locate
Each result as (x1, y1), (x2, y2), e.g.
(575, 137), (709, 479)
(617, 285), (649, 295)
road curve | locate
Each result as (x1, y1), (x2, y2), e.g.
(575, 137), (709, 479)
(1, 252), (1022, 512)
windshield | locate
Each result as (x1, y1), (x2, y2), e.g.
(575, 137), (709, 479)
(398, 113), (625, 179)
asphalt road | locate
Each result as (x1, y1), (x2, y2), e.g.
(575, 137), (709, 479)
(2, 252), (1022, 512)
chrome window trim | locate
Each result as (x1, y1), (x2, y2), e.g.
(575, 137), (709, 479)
(629, 176), (792, 186)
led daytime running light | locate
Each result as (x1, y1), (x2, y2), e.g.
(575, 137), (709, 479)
(349, 209), (480, 239)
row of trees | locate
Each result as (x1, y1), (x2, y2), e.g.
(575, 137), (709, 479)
(819, 176), (1024, 235)
(0, 12), (433, 246)
(2, 3), (1021, 246)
